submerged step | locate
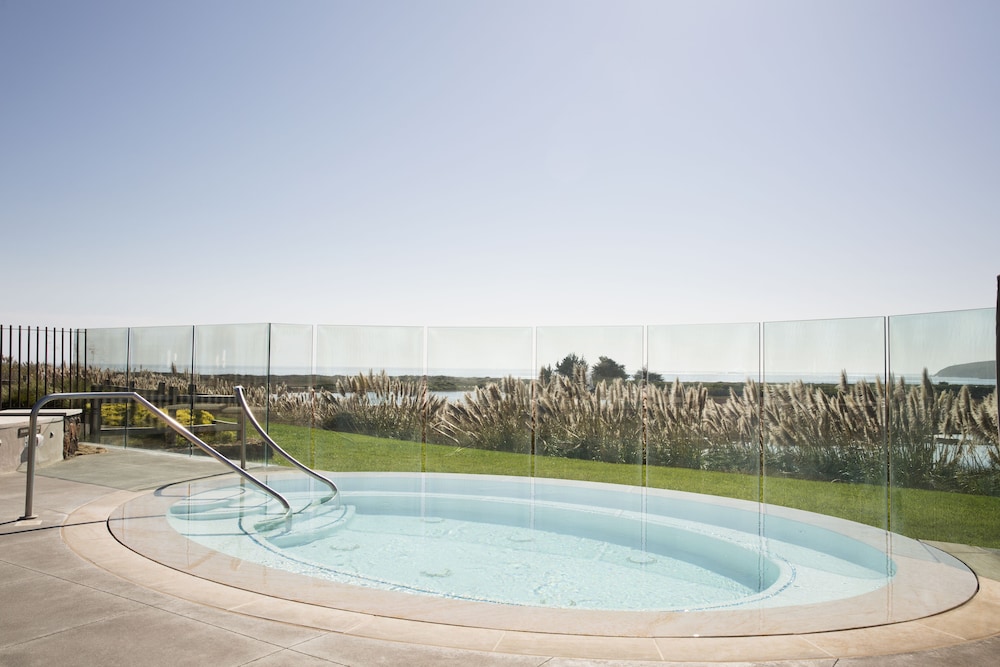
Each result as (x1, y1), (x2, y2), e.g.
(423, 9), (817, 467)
(258, 504), (356, 548)
(169, 487), (275, 520)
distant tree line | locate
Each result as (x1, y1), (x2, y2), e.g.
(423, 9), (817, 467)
(538, 353), (664, 386)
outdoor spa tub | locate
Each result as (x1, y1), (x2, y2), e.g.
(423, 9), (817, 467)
(109, 471), (979, 637)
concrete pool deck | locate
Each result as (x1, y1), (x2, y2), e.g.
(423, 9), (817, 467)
(2, 448), (1000, 666)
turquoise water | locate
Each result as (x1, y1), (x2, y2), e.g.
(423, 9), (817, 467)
(166, 474), (893, 612)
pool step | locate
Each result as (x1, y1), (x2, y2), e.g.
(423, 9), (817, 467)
(168, 487), (275, 520)
(256, 502), (356, 548)
(170, 486), (338, 522)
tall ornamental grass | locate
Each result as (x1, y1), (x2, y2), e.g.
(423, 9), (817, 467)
(75, 366), (1000, 496)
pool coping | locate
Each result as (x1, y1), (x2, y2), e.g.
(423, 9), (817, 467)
(64, 485), (1000, 662)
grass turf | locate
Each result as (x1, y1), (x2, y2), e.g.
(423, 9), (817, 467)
(264, 422), (1000, 549)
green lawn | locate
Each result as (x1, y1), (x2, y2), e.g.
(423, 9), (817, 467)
(265, 422), (1000, 549)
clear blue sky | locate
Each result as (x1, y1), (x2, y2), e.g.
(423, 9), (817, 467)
(3, 0), (998, 330)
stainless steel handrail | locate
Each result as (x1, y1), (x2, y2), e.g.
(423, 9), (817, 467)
(233, 385), (339, 504)
(20, 391), (292, 521)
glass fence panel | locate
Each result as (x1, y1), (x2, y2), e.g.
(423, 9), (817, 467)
(84, 327), (130, 446)
(191, 323), (269, 461)
(425, 326), (534, 478)
(265, 323), (316, 467)
(762, 317), (888, 529)
(888, 308), (998, 548)
(534, 326), (645, 488)
(124, 326), (194, 451)
(315, 325), (425, 474)
(84, 327), (130, 379)
(645, 322), (761, 501)
(762, 316), (890, 626)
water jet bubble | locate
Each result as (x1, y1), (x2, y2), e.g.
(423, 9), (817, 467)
(628, 552), (657, 565)
(421, 568), (452, 578)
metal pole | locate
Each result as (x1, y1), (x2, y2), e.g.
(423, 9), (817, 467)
(59, 328), (66, 394)
(21, 429), (41, 520)
(1, 325), (5, 410)
(43, 327), (49, 397)
(17, 326), (22, 408)
(239, 407), (247, 470)
(34, 327), (39, 401)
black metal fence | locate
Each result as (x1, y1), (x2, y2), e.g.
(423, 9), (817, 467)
(0, 325), (86, 410)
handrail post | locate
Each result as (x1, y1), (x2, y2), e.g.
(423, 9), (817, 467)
(24, 394), (64, 520)
(21, 406), (42, 520)
(239, 408), (247, 470)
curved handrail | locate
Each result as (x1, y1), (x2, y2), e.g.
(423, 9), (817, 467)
(21, 391), (292, 521)
(233, 386), (339, 504)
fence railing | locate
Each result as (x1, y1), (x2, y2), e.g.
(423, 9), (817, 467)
(1, 325), (86, 410)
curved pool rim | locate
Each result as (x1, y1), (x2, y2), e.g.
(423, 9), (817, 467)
(108, 471), (979, 638)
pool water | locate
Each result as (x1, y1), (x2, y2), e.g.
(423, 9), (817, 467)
(166, 473), (895, 612)
(268, 511), (763, 609)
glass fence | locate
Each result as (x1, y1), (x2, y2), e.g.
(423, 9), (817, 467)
(74, 308), (998, 547)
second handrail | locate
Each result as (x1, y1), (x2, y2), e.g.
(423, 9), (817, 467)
(233, 386), (339, 503)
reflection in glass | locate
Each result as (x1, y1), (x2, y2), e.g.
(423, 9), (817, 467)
(84, 327), (129, 447)
(762, 317), (887, 530)
(534, 326), (644, 486)
(534, 324), (645, 572)
(74, 307), (998, 557)
(126, 326), (194, 451)
(761, 316), (891, 625)
(888, 308), (998, 544)
(645, 323), (760, 500)
(129, 326), (194, 378)
(889, 308), (995, 384)
(85, 327), (129, 374)
(764, 317), (886, 384)
(190, 324), (269, 462)
(425, 327), (533, 477)
(265, 324), (315, 466)
(314, 326), (425, 475)
(194, 323), (269, 385)
(316, 325), (424, 377)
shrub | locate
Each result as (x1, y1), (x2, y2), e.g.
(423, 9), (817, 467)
(318, 371), (445, 442)
(433, 377), (532, 453)
(175, 408), (215, 427)
(100, 402), (159, 427)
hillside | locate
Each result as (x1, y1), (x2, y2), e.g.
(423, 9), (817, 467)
(934, 360), (996, 380)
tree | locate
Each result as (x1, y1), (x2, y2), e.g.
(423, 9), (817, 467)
(555, 353), (587, 378)
(591, 356), (628, 383)
(633, 366), (664, 384)
(538, 364), (553, 383)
